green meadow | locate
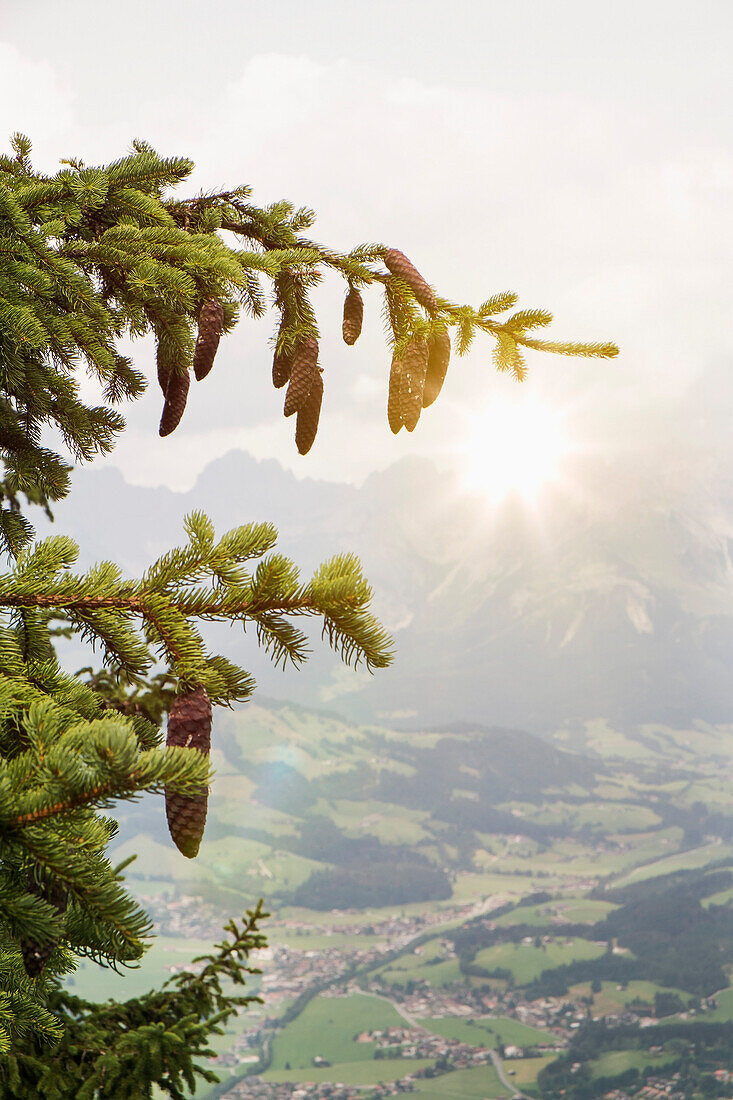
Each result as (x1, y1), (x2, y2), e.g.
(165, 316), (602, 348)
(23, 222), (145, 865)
(268, 992), (406, 1070)
(473, 937), (606, 985)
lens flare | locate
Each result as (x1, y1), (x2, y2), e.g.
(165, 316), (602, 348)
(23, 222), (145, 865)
(458, 397), (573, 504)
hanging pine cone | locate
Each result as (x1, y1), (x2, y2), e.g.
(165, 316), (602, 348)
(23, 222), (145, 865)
(272, 344), (293, 388)
(384, 249), (437, 313)
(156, 340), (171, 396)
(20, 875), (68, 978)
(342, 287), (364, 346)
(159, 369), (190, 437)
(193, 298), (225, 381)
(423, 328), (451, 408)
(402, 336), (428, 432)
(164, 686), (212, 859)
(295, 371), (323, 455)
(283, 337), (319, 417)
(388, 351), (406, 434)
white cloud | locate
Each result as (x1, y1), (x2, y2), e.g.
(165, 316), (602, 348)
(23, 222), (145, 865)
(2, 41), (732, 489)
(0, 42), (75, 159)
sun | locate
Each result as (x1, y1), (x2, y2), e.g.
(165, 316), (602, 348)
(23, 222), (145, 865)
(458, 397), (573, 505)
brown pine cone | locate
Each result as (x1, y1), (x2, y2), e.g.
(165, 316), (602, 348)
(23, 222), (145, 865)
(159, 369), (190, 437)
(20, 875), (68, 978)
(342, 287), (364, 346)
(272, 344), (293, 388)
(387, 351), (406, 434)
(165, 789), (209, 860)
(156, 340), (172, 396)
(384, 249), (437, 313)
(295, 371), (323, 455)
(283, 337), (319, 417)
(402, 336), (428, 432)
(193, 298), (225, 381)
(423, 328), (451, 408)
(164, 686), (212, 859)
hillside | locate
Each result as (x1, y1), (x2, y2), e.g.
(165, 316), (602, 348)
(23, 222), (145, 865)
(104, 697), (733, 919)
(65, 699), (733, 1100)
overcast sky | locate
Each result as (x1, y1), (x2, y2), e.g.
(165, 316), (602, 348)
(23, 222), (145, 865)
(2, 0), (732, 490)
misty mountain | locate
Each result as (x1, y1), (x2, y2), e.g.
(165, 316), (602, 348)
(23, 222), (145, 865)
(36, 447), (733, 732)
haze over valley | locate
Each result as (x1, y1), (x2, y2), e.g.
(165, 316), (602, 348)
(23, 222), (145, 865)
(54, 449), (733, 1100)
(44, 446), (733, 731)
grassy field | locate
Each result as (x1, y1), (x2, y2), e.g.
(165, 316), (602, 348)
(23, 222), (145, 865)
(267, 928), (386, 950)
(450, 871), (560, 901)
(411, 1064), (510, 1098)
(611, 842), (733, 888)
(473, 937), (606, 985)
(637, 723), (733, 763)
(110, 834), (199, 880)
(567, 980), (689, 1017)
(278, 898), (460, 926)
(327, 799), (431, 845)
(375, 936), (457, 984)
(493, 898), (617, 928)
(380, 932), (610, 990)
(559, 899), (618, 923)
(480, 833), (683, 881)
(486, 1017), (557, 1046)
(268, 993), (406, 1070)
(378, 955), (464, 989)
(211, 792), (295, 836)
(419, 1015), (554, 1047)
(702, 885), (733, 909)
(589, 1049), (677, 1079)
(497, 801), (662, 834)
(703, 986), (733, 1022)
(263, 1058), (434, 1085)
(582, 721), (660, 761)
(508, 1054), (557, 1086)
(492, 903), (558, 928)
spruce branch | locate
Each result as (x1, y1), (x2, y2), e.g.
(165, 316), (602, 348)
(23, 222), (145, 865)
(0, 514), (393, 693)
(1, 135), (618, 482)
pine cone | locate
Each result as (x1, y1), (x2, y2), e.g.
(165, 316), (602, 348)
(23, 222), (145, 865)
(164, 686), (212, 859)
(423, 328), (451, 408)
(384, 249), (437, 313)
(272, 344), (293, 389)
(402, 336), (428, 432)
(159, 369), (190, 437)
(387, 351), (406, 434)
(193, 298), (225, 381)
(20, 875), (68, 978)
(156, 340), (171, 396)
(283, 337), (319, 417)
(295, 371), (323, 455)
(342, 287), (364, 346)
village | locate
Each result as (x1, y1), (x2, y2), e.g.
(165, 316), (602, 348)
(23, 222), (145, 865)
(602, 1066), (733, 1100)
(132, 887), (729, 1100)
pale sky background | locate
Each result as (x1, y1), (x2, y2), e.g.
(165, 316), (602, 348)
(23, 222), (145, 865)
(1, 0), (732, 492)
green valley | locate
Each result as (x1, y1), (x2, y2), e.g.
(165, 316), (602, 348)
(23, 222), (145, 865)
(65, 702), (733, 1100)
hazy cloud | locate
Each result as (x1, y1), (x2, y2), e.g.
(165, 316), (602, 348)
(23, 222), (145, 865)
(1, 12), (732, 489)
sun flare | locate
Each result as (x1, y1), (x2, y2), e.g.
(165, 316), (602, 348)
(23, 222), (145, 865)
(458, 398), (573, 505)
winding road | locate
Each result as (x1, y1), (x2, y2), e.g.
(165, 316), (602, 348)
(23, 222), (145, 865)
(489, 1047), (528, 1098)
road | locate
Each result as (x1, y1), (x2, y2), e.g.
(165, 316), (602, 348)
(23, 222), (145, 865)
(489, 1048), (528, 1098)
(368, 992), (425, 1030)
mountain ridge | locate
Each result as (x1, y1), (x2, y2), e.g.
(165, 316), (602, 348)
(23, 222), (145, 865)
(36, 446), (733, 731)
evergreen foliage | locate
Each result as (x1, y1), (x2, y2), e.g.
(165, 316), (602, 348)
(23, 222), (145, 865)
(4, 906), (268, 1098)
(0, 133), (617, 1093)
